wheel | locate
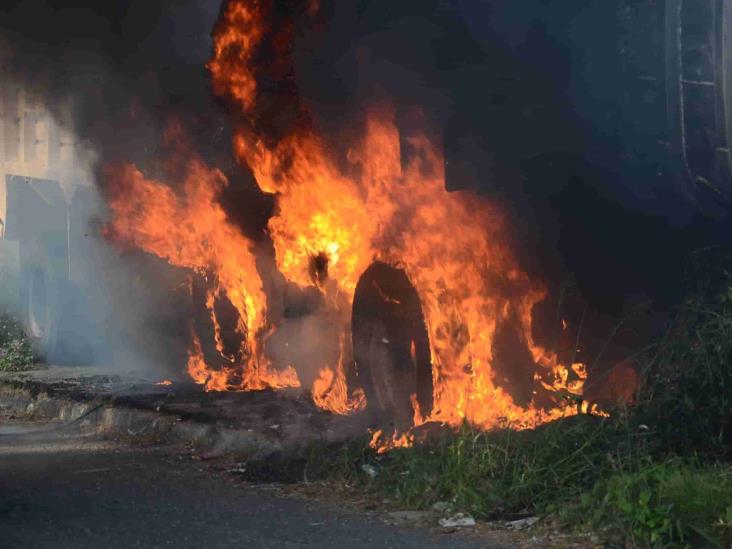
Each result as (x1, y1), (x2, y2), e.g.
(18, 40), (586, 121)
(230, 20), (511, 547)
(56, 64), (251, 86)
(351, 262), (433, 427)
(20, 239), (60, 362)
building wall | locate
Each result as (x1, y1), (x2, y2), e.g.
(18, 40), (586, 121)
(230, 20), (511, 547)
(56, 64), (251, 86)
(0, 79), (94, 234)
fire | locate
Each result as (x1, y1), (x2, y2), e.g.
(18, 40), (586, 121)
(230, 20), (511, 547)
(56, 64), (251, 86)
(214, 0), (592, 430)
(106, 0), (595, 446)
(539, 361), (588, 397)
(369, 429), (415, 455)
(235, 133), (376, 296)
(312, 366), (366, 415)
(105, 149), (299, 392)
(208, 0), (263, 111)
(234, 105), (587, 429)
(311, 332), (366, 414)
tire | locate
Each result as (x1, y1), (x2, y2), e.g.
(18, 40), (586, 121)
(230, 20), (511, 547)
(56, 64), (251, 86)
(351, 262), (433, 428)
(20, 239), (60, 362)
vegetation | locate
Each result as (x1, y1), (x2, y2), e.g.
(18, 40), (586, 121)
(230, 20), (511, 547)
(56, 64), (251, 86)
(244, 417), (730, 546)
(275, 417), (730, 546)
(241, 249), (732, 547)
(0, 313), (35, 372)
(581, 459), (732, 546)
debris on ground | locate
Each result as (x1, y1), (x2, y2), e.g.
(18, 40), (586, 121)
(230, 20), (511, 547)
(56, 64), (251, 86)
(360, 463), (378, 478)
(505, 516), (539, 530)
(438, 512), (476, 528)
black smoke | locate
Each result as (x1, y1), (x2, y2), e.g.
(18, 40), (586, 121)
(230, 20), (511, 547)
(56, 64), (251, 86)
(0, 1), (222, 168)
(291, 0), (732, 317)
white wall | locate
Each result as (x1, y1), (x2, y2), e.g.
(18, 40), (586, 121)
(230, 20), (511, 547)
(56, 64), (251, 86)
(0, 79), (96, 231)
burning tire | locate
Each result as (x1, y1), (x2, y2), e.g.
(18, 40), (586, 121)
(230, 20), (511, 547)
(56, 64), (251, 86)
(351, 262), (432, 427)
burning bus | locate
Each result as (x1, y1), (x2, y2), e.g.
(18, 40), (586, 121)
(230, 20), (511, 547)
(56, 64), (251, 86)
(103, 0), (628, 436)
(1, 0), (727, 439)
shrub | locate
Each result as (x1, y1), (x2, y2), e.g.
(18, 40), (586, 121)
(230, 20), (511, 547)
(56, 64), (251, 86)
(635, 291), (732, 455)
(0, 313), (35, 372)
(583, 461), (732, 547)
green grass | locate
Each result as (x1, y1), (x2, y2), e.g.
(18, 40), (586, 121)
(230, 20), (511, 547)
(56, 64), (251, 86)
(240, 406), (730, 547)
(269, 417), (730, 547)
(366, 416), (619, 517)
(274, 290), (732, 547)
(580, 460), (732, 547)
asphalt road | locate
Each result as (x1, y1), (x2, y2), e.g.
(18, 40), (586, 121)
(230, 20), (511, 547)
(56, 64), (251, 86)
(0, 422), (505, 549)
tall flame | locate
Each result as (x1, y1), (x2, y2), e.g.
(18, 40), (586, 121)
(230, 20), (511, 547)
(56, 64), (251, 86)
(234, 103), (585, 429)
(106, 0), (591, 441)
(105, 154), (299, 391)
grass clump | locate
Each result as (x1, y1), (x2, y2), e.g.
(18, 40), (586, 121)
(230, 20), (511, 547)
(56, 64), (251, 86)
(638, 247), (732, 453)
(367, 416), (621, 518)
(253, 385), (730, 546)
(580, 460), (732, 547)
(316, 419), (731, 547)
(0, 313), (34, 372)
(635, 303), (732, 454)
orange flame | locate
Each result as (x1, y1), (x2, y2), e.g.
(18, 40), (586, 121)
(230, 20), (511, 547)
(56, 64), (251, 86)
(105, 155), (299, 392)
(213, 0), (591, 430)
(311, 333), (367, 414)
(369, 429), (415, 455)
(208, 0), (264, 111)
(312, 366), (367, 415)
(107, 0), (594, 443)
(232, 107), (588, 429)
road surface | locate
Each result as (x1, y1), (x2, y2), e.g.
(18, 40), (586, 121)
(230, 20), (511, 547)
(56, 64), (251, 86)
(0, 421), (506, 548)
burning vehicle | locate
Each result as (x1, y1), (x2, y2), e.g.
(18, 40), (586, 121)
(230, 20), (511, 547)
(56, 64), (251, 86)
(2, 0), (730, 447)
(2, 5), (732, 547)
(102, 0), (644, 441)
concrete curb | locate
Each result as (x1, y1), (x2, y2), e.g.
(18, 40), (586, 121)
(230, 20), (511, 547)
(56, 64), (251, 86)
(0, 379), (283, 458)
